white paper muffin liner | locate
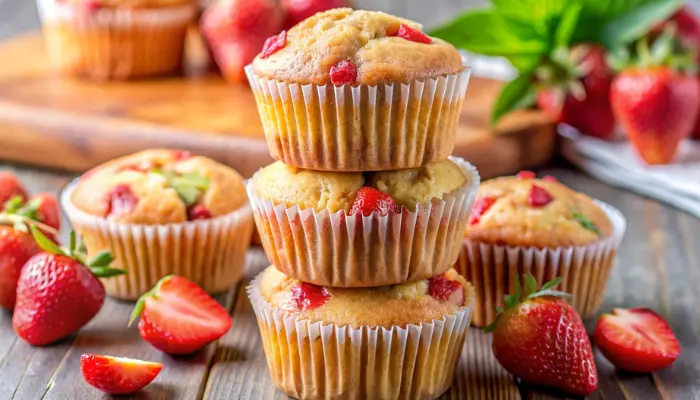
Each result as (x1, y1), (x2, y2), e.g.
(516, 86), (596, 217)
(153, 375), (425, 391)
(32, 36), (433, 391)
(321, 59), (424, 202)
(245, 64), (471, 171)
(247, 157), (480, 288)
(37, 0), (196, 80)
(61, 180), (254, 300)
(455, 200), (626, 327)
(247, 270), (474, 400)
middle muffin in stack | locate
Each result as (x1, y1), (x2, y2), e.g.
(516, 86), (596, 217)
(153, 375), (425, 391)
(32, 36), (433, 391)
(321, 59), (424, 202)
(244, 8), (479, 400)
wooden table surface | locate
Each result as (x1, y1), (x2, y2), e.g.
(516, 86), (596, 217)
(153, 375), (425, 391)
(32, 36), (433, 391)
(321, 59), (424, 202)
(0, 162), (697, 400)
(1, 2), (700, 400)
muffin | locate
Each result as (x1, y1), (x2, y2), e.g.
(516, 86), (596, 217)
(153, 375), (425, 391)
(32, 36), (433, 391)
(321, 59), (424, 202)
(455, 172), (626, 327)
(61, 149), (254, 300)
(247, 157), (479, 287)
(37, 0), (197, 80)
(245, 8), (471, 171)
(248, 265), (475, 400)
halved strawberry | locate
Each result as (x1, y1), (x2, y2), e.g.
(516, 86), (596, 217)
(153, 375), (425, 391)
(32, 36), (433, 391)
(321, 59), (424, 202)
(350, 187), (399, 217)
(80, 354), (162, 395)
(129, 276), (233, 355)
(594, 307), (680, 373)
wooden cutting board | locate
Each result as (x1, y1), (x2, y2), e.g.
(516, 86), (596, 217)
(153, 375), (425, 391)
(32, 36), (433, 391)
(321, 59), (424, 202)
(0, 33), (554, 178)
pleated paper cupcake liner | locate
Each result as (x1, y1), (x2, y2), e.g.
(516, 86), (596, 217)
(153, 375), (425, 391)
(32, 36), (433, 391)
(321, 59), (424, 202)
(37, 0), (196, 80)
(247, 271), (475, 400)
(455, 200), (626, 327)
(61, 181), (254, 300)
(247, 157), (480, 288)
(245, 64), (471, 171)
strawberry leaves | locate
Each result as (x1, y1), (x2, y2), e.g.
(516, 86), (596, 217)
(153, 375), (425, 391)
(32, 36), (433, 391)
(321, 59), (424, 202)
(573, 212), (601, 235)
(29, 227), (125, 278)
(486, 274), (571, 332)
(0, 196), (57, 235)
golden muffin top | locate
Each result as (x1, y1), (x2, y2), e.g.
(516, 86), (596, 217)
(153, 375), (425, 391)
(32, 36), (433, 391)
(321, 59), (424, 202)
(71, 149), (247, 224)
(57, 0), (193, 8)
(252, 8), (464, 85)
(252, 159), (468, 213)
(465, 172), (613, 248)
(259, 266), (473, 328)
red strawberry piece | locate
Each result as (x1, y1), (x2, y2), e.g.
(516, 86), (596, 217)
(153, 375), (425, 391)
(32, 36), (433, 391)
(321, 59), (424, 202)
(13, 228), (123, 346)
(173, 150), (192, 161)
(428, 274), (464, 306)
(516, 170), (536, 179)
(542, 175), (558, 182)
(393, 24), (432, 44)
(291, 282), (331, 311)
(612, 68), (700, 165)
(468, 196), (497, 225)
(261, 30), (287, 59)
(0, 172), (27, 206)
(595, 308), (680, 373)
(528, 184), (553, 207)
(105, 184), (138, 218)
(116, 160), (156, 173)
(130, 276), (232, 355)
(0, 226), (41, 310)
(28, 193), (61, 232)
(536, 44), (616, 140)
(187, 204), (212, 221)
(487, 275), (598, 397)
(330, 59), (357, 86)
(282, 0), (349, 30)
(80, 354), (163, 395)
(350, 187), (399, 217)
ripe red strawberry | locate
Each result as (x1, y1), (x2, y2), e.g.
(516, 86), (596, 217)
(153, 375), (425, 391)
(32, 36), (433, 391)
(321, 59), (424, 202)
(393, 24), (432, 44)
(187, 204), (212, 221)
(428, 274), (464, 306)
(487, 275), (598, 397)
(516, 170), (536, 179)
(0, 226), (41, 310)
(201, 0), (282, 83)
(129, 276), (232, 355)
(13, 228), (124, 346)
(330, 59), (357, 85)
(595, 308), (680, 373)
(468, 196), (497, 225)
(528, 184), (554, 207)
(612, 68), (699, 164)
(282, 0), (349, 30)
(653, 6), (700, 54)
(28, 193), (60, 231)
(536, 44), (616, 139)
(291, 282), (331, 311)
(0, 172), (27, 205)
(105, 184), (139, 218)
(350, 187), (399, 217)
(260, 30), (287, 59)
(80, 354), (163, 395)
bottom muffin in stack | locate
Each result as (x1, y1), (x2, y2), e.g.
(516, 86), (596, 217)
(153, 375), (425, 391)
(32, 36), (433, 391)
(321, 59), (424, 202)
(247, 266), (475, 399)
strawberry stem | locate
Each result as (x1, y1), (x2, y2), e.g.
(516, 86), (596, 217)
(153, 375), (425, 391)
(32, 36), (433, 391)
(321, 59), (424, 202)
(0, 196), (58, 236)
(128, 275), (173, 327)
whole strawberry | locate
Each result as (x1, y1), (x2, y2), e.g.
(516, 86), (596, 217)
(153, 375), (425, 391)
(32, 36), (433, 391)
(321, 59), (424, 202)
(282, 0), (350, 30)
(0, 172), (27, 205)
(536, 44), (616, 140)
(13, 227), (125, 346)
(611, 30), (700, 165)
(486, 275), (598, 397)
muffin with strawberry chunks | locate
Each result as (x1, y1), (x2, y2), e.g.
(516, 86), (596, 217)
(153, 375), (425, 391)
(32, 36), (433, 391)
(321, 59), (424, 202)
(249, 265), (475, 400)
(61, 149), (254, 300)
(456, 171), (626, 327)
(245, 8), (471, 171)
(247, 157), (479, 287)
(37, 0), (197, 80)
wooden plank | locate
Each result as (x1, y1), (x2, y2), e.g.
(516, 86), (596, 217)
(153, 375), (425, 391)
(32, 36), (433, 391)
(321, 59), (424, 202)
(0, 33), (554, 179)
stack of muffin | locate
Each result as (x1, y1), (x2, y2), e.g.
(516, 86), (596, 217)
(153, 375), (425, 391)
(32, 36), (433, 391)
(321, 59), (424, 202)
(243, 9), (478, 400)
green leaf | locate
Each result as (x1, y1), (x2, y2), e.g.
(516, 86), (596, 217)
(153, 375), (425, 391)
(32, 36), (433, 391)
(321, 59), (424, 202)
(491, 71), (536, 125)
(178, 173), (210, 190)
(429, 10), (548, 57)
(554, 2), (583, 47)
(91, 267), (126, 278)
(69, 230), (77, 255)
(600, 0), (684, 48)
(3, 196), (24, 213)
(88, 250), (114, 268)
(524, 274), (537, 297)
(129, 297), (147, 327)
(572, 212), (601, 236)
(173, 184), (200, 206)
(484, 317), (500, 333)
(491, 0), (570, 39)
(528, 289), (572, 300)
(30, 225), (66, 256)
(540, 276), (563, 291)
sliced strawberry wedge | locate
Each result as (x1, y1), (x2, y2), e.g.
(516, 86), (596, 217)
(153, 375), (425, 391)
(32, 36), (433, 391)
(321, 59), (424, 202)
(595, 307), (680, 373)
(130, 276), (233, 355)
(80, 354), (162, 395)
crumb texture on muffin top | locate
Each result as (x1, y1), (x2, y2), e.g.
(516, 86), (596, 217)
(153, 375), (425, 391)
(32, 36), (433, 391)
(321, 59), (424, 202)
(259, 266), (473, 328)
(252, 8), (464, 85)
(466, 176), (613, 248)
(72, 149), (247, 224)
(252, 159), (467, 213)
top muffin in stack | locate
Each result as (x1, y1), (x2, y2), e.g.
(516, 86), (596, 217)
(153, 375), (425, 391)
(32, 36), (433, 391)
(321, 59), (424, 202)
(244, 8), (478, 400)
(246, 8), (471, 171)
